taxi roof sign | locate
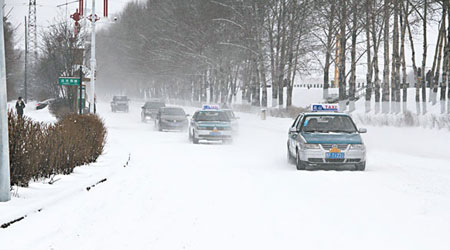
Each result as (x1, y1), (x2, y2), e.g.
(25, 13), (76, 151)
(311, 104), (338, 112)
(202, 104), (220, 110)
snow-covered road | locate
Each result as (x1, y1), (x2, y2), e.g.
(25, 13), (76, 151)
(1, 102), (450, 250)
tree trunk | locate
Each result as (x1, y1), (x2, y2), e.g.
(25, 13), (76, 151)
(349, 0), (358, 112)
(422, 0), (428, 114)
(323, 0), (336, 100)
(365, 0), (373, 113)
(338, 0), (347, 112)
(372, 0), (381, 113)
(268, 13), (278, 107)
(433, 9), (446, 106)
(382, 0), (390, 113)
(400, 5), (408, 113)
(392, 0), (400, 114)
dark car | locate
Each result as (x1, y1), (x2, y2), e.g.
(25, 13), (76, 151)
(155, 107), (188, 131)
(111, 96), (129, 112)
(141, 100), (166, 122)
(35, 98), (55, 110)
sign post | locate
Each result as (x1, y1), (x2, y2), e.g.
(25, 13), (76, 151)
(79, 66), (83, 114)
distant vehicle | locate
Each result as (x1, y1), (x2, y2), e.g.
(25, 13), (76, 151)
(111, 96), (129, 112)
(141, 100), (166, 122)
(155, 107), (189, 131)
(189, 105), (233, 144)
(35, 98), (55, 110)
(223, 109), (239, 132)
(325, 94), (339, 104)
(287, 104), (367, 171)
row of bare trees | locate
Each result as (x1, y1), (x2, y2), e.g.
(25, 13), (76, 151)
(94, 0), (450, 114)
(97, 0), (316, 108)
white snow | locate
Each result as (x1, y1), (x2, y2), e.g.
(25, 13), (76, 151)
(1, 100), (450, 250)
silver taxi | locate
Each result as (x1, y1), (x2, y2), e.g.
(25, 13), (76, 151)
(287, 104), (367, 171)
(189, 106), (233, 144)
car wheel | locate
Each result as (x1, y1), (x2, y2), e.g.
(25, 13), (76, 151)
(287, 144), (295, 164)
(296, 149), (306, 170)
(356, 161), (366, 171)
(158, 122), (163, 131)
(193, 132), (199, 144)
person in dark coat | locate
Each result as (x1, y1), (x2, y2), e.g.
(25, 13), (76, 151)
(15, 97), (26, 118)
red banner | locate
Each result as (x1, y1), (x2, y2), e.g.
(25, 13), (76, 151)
(104, 0), (108, 17)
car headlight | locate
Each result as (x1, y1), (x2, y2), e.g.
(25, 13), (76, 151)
(350, 144), (366, 150)
(303, 143), (320, 149)
(197, 126), (208, 130)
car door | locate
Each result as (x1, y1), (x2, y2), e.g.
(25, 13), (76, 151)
(288, 115), (302, 155)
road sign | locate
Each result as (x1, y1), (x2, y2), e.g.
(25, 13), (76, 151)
(59, 77), (80, 86)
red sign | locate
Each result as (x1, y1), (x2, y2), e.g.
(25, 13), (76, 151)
(104, 0), (108, 17)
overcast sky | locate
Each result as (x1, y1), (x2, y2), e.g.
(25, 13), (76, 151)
(5, 0), (141, 46)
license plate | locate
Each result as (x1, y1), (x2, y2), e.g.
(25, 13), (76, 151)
(326, 152), (345, 159)
(210, 131), (221, 136)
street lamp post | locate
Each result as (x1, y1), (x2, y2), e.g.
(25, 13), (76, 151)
(90, 0), (97, 114)
(0, 0), (11, 202)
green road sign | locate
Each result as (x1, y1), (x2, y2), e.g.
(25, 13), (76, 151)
(58, 77), (81, 86)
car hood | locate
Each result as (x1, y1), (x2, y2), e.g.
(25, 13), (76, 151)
(301, 132), (362, 144)
(161, 115), (186, 120)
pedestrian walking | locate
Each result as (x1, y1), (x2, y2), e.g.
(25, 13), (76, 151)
(15, 96), (25, 118)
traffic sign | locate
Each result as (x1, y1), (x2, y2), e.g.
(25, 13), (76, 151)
(59, 77), (80, 86)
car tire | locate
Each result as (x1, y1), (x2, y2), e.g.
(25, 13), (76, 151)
(158, 122), (163, 132)
(296, 150), (306, 170)
(356, 162), (366, 171)
(287, 144), (295, 164)
(193, 132), (199, 144)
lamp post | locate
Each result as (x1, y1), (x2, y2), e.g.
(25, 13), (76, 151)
(0, 0), (11, 202)
(89, 0), (97, 114)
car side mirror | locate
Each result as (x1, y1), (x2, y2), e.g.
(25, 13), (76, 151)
(289, 127), (298, 133)
(359, 128), (367, 133)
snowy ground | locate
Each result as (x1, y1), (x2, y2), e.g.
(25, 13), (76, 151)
(1, 101), (450, 250)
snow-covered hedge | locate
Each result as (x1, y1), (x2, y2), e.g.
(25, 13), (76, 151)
(353, 112), (450, 130)
(8, 112), (107, 187)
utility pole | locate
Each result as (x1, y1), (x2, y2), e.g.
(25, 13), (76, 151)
(0, 0), (12, 202)
(90, 0), (97, 114)
(24, 16), (28, 103)
(79, 66), (83, 115)
(27, 0), (37, 66)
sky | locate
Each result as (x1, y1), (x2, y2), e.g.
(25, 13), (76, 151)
(3, 0), (440, 80)
(4, 0), (142, 46)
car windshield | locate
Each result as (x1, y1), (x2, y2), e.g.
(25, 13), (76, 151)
(161, 108), (185, 116)
(114, 96), (127, 101)
(302, 115), (357, 133)
(145, 102), (165, 109)
(196, 111), (230, 122)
